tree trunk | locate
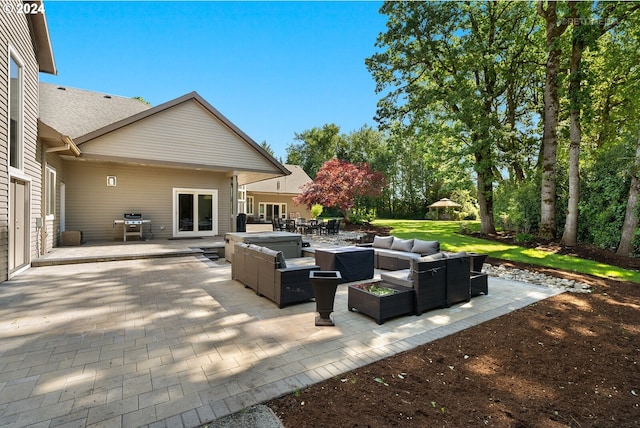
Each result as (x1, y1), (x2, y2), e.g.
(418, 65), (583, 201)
(475, 151), (496, 234)
(538, 1), (569, 240)
(617, 124), (640, 256)
(561, 11), (583, 248)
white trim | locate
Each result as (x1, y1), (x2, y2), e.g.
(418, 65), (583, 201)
(172, 188), (218, 237)
(60, 183), (66, 232)
(258, 202), (287, 221)
(246, 195), (254, 215)
(8, 175), (32, 277)
(45, 165), (56, 220)
(8, 45), (25, 172)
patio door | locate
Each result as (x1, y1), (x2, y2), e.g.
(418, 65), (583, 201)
(173, 188), (218, 237)
(258, 202), (287, 222)
(9, 178), (29, 274)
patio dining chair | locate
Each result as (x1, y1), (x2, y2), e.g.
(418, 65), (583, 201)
(323, 219), (341, 235)
(285, 219), (297, 233)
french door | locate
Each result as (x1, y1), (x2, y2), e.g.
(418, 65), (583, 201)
(258, 202), (287, 222)
(9, 178), (29, 274)
(173, 188), (218, 237)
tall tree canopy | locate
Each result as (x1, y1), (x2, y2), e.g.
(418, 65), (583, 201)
(366, 1), (541, 234)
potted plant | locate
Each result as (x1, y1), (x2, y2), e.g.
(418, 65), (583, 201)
(348, 281), (414, 325)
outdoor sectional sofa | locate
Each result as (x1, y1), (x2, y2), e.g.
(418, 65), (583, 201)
(360, 235), (441, 270)
(380, 252), (474, 313)
(232, 242), (320, 308)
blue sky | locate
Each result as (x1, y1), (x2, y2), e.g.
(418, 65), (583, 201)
(40, 1), (388, 161)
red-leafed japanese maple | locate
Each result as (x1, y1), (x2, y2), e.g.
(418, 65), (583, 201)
(294, 158), (386, 219)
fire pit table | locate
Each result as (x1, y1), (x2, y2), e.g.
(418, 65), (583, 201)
(314, 246), (374, 283)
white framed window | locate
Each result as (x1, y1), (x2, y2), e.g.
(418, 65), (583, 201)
(258, 202), (287, 221)
(246, 195), (254, 215)
(46, 165), (56, 219)
(8, 48), (24, 171)
(237, 185), (246, 215)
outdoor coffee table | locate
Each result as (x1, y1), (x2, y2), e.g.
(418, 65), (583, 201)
(314, 246), (374, 283)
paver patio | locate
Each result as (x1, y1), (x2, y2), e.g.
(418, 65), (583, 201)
(0, 241), (563, 427)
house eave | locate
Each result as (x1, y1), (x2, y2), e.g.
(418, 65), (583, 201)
(67, 153), (287, 184)
(38, 120), (81, 157)
(27, 2), (57, 75)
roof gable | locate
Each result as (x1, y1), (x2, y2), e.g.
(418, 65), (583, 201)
(77, 94), (288, 176)
(246, 164), (312, 194)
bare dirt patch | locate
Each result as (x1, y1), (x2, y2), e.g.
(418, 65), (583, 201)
(268, 227), (640, 427)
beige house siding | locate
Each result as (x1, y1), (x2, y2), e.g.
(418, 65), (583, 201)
(63, 161), (230, 241)
(44, 152), (66, 250)
(250, 194), (312, 221)
(79, 100), (278, 172)
(0, 10), (43, 279)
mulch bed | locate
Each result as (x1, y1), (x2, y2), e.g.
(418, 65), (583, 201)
(268, 225), (640, 427)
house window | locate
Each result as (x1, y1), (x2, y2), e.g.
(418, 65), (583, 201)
(246, 196), (254, 215)
(9, 52), (23, 170)
(258, 202), (287, 221)
(237, 185), (246, 215)
(46, 166), (56, 219)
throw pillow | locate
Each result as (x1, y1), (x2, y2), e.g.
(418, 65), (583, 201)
(391, 237), (414, 252)
(411, 239), (440, 255)
(373, 235), (394, 249)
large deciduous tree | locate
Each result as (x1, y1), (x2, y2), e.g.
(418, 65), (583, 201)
(537, 0), (571, 240)
(366, 1), (539, 234)
(285, 124), (345, 179)
(294, 158), (386, 219)
(560, 1), (638, 248)
(618, 125), (640, 256)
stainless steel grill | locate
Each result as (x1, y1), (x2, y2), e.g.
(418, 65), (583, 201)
(114, 213), (151, 241)
(124, 213), (143, 225)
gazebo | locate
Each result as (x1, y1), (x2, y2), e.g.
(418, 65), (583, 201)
(428, 198), (461, 220)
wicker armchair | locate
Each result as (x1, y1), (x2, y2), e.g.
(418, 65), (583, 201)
(232, 242), (320, 308)
(444, 252), (471, 307)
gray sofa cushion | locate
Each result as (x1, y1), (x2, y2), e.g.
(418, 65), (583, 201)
(380, 269), (413, 288)
(411, 239), (440, 255)
(391, 238), (414, 252)
(373, 235), (394, 249)
(445, 251), (468, 259)
(421, 252), (446, 261)
(408, 253), (446, 280)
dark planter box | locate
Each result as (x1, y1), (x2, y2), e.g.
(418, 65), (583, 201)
(348, 282), (414, 325)
(310, 270), (342, 326)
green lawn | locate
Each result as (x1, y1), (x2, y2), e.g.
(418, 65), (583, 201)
(373, 219), (640, 284)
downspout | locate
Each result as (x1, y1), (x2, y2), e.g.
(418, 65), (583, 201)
(39, 144), (46, 256)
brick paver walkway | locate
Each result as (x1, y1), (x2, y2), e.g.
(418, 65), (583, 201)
(0, 253), (563, 427)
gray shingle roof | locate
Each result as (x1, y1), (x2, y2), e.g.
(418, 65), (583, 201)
(39, 82), (151, 139)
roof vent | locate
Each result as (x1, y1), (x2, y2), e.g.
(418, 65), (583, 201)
(104, 95), (112, 99)
(57, 86), (66, 90)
